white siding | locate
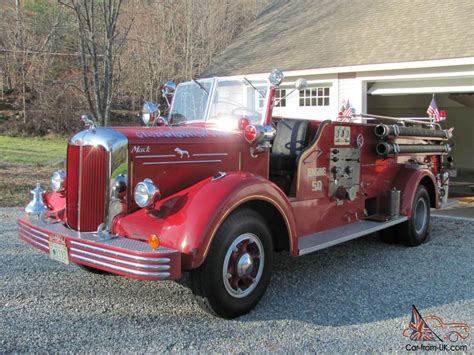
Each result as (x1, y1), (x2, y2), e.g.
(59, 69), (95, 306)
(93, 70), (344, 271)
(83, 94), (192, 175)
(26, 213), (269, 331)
(272, 74), (339, 120)
(337, 73), (367, 120)
(219, 59), (473, 170)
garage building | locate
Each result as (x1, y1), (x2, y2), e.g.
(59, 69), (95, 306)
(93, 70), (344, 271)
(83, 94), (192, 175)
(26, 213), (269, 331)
(203, 0), (474, 190)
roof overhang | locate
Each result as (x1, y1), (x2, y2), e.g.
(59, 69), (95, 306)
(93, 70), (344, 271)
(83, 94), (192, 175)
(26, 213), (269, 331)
(221, 57), (474, 80)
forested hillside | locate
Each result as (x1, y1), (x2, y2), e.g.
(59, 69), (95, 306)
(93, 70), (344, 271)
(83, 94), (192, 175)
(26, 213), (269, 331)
(0, 0), (269, 136)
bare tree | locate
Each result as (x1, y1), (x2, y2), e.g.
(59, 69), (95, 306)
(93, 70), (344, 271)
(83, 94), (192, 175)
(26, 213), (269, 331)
(1, 1), (69, 128)
(0, 0), (269, 135)
(59, 0), (127, 126)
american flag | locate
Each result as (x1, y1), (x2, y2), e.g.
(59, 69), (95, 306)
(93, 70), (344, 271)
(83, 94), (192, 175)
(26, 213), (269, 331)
(427, 97), (440, 122)
(343, 100), (353, 117)
(408, 305), (435, 341)
(338, 100), (354, 122)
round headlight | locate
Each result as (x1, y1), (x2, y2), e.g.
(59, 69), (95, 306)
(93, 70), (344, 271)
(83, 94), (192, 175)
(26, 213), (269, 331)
(134, 178), (160, 208)
(50, 170), (66, 192)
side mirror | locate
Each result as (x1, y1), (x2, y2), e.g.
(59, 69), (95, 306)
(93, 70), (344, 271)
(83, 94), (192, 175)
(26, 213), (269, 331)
(162, 81), (176, 107)
(272, 77), (308, 107)
(142, 101), (160, 127)
(295, 78), (307, 91)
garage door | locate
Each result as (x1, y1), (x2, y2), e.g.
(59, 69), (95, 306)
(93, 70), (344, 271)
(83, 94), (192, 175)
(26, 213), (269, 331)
(368, 78), (474, 95)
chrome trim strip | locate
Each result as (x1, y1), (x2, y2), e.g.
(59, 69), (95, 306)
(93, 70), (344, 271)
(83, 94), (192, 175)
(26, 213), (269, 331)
(203, 78), (217, 121)
(105, 150), (111, 226)
(212, 171), (227, 181)
(77, 144), (83, 231)
(69, 240), (171, 263)
(18, 226), (48, 245)
(19, 224), (49, 238)
(19, 231), (49, 250)
(70, 254), (171, 278)
(143, 160), (221, 166)
(130, 160), (134, 196)
(298, 216), (408, 256)
(70, 247), (170, 270)
(192, 153), (228, 157)
(136, 154), (175, 159)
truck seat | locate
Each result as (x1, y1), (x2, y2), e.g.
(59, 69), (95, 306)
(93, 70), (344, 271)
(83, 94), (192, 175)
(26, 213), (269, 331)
(270, 119), (309, 194)
(270, 119), (309, 171)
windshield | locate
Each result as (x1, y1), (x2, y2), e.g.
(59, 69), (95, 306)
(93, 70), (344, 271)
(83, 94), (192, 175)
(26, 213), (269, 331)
(169, 77), (268, 128)
(208, 78), (268, 128)
(169, 79), (213, 125)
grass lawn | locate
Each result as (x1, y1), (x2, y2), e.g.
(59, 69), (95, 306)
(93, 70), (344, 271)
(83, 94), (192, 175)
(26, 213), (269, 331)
(0, 135), (67, 165)
(0, 136), (67, 207)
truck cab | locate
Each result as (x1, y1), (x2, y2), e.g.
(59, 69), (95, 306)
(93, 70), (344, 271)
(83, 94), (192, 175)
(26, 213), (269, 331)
(18, 69), (453, 318)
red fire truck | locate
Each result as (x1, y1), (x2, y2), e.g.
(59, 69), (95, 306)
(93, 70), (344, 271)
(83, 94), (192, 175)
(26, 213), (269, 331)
(18, 69), (453, 318)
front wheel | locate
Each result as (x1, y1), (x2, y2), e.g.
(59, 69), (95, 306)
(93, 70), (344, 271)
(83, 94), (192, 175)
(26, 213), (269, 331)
(398, 185), (431, 246)
(189, 209), (273, 319)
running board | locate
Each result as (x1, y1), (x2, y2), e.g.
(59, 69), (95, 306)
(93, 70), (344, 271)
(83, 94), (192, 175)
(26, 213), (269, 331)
(298, 216), (408, 256)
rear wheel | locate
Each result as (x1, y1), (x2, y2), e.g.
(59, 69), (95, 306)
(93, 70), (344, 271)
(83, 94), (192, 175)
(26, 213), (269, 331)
(398, 185), (430, 246)
(189, 209), (273, 319)
(379, 225), (398, 244)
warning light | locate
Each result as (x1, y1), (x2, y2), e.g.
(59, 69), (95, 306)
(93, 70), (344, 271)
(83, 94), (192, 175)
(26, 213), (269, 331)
(440, 110), (446, 120)
(244, 125), (257, 143)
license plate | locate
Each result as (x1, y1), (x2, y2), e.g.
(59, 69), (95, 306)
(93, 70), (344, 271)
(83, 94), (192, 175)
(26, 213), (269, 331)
(49, 235), (69, 264)
(448, 168), (457, 178)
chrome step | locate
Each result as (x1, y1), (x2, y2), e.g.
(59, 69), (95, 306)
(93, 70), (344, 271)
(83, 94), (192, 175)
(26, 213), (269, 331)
(298, 216), (408, 256)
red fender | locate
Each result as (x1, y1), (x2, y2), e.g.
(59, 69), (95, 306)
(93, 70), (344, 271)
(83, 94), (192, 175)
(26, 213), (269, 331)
(114, 171), (297, 269)
(392, 167), (439, 217)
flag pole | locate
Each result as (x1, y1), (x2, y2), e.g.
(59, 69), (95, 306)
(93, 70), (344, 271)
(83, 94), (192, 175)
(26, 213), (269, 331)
(430, 93), (435, 124)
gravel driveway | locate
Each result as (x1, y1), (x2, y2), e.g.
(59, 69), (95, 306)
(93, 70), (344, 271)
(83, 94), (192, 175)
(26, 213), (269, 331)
(1, 207), (473, 352)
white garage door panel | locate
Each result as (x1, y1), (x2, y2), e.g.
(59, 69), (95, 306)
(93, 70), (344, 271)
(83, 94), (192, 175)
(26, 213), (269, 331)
(369, 78), (474, 95)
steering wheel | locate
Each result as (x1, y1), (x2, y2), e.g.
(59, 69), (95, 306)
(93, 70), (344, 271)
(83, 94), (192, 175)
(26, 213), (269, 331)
(231, 106), (261, 117)
(169, 112), (186, 125)
(284, 141), (305, 151)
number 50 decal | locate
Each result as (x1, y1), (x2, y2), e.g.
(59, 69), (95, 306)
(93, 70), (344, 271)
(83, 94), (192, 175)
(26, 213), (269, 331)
(312, 180), (323, 192)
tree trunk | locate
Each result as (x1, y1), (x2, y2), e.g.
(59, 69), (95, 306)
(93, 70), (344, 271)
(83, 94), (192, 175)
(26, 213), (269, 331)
(61, 0), (124, 126)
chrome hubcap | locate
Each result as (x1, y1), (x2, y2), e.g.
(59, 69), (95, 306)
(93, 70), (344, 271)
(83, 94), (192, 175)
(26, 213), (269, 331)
(414, 198), (428, 233)
(223, 233), (264, 298)
(237, 253), (254, 277)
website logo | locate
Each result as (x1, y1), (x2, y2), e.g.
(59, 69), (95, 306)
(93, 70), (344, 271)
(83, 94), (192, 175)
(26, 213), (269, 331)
(403, 305), (470, 352)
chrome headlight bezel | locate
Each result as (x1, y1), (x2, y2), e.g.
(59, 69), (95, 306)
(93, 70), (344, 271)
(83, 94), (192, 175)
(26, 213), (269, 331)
(268, 68), (284, 87)
(142, 101), (160, 127)
(134, 178), (160, 208)
(50, 170), (66, 192)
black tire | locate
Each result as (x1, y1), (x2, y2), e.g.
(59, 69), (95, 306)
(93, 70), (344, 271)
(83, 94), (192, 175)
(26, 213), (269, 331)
(189, 208), (273, 319)
(379, 226), (399, 244)
(398, 185), (430, 246)
(78, 264), (110, 275)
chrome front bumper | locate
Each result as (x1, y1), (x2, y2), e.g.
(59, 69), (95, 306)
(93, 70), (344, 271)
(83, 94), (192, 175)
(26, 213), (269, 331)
(17, 216), (181, 280)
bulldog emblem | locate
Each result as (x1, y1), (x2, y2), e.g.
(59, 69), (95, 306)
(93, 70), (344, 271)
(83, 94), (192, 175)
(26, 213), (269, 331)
(174, 147), (190, 158)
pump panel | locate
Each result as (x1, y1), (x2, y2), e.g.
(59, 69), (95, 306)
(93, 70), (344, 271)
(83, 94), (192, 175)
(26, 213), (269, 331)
(329, 148), (360, 201)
